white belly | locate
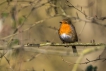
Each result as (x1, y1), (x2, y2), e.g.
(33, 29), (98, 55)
(60, 33), (72, 43)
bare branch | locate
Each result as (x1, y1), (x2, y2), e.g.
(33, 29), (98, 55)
(61, 55), (106, 65)
(72, 45), (105, 71)
(0, 42), (104, 50)
(66, 0), (87, 17)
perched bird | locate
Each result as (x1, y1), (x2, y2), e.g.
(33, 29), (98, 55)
(58, 18), (78, 54)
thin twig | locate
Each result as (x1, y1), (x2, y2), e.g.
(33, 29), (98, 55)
(61, 55), (106, 65)
(79, 22), (86, 36)
(72, 45), (105, 71)
(0, 14), (61, 40)
(66, 0), (86, 16)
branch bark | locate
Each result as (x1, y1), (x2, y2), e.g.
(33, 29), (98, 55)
(0, 42), (104, 56)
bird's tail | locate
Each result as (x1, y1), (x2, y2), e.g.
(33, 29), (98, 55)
(72, 46), (78, 55)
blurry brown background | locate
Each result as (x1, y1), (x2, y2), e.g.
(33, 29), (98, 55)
(0, 0), (106, 71)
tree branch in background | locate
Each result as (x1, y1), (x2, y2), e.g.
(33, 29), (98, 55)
(66, 0), (87, 17)
(61, 55), (106, 65)
(72, 45), (105, 71)
(66, 0), (106, 27)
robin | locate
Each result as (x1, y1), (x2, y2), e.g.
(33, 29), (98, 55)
(58, 18), (78, 54)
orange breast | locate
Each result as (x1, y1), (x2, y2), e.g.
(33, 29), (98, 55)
(59, 23), (72, 35)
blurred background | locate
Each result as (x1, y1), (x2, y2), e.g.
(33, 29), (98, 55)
(0, 0), (106, 71)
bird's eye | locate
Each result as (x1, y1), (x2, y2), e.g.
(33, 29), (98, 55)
(60, 22), (62, 23)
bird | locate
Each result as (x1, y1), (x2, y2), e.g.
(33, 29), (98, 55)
(58, 18), (78, 55)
